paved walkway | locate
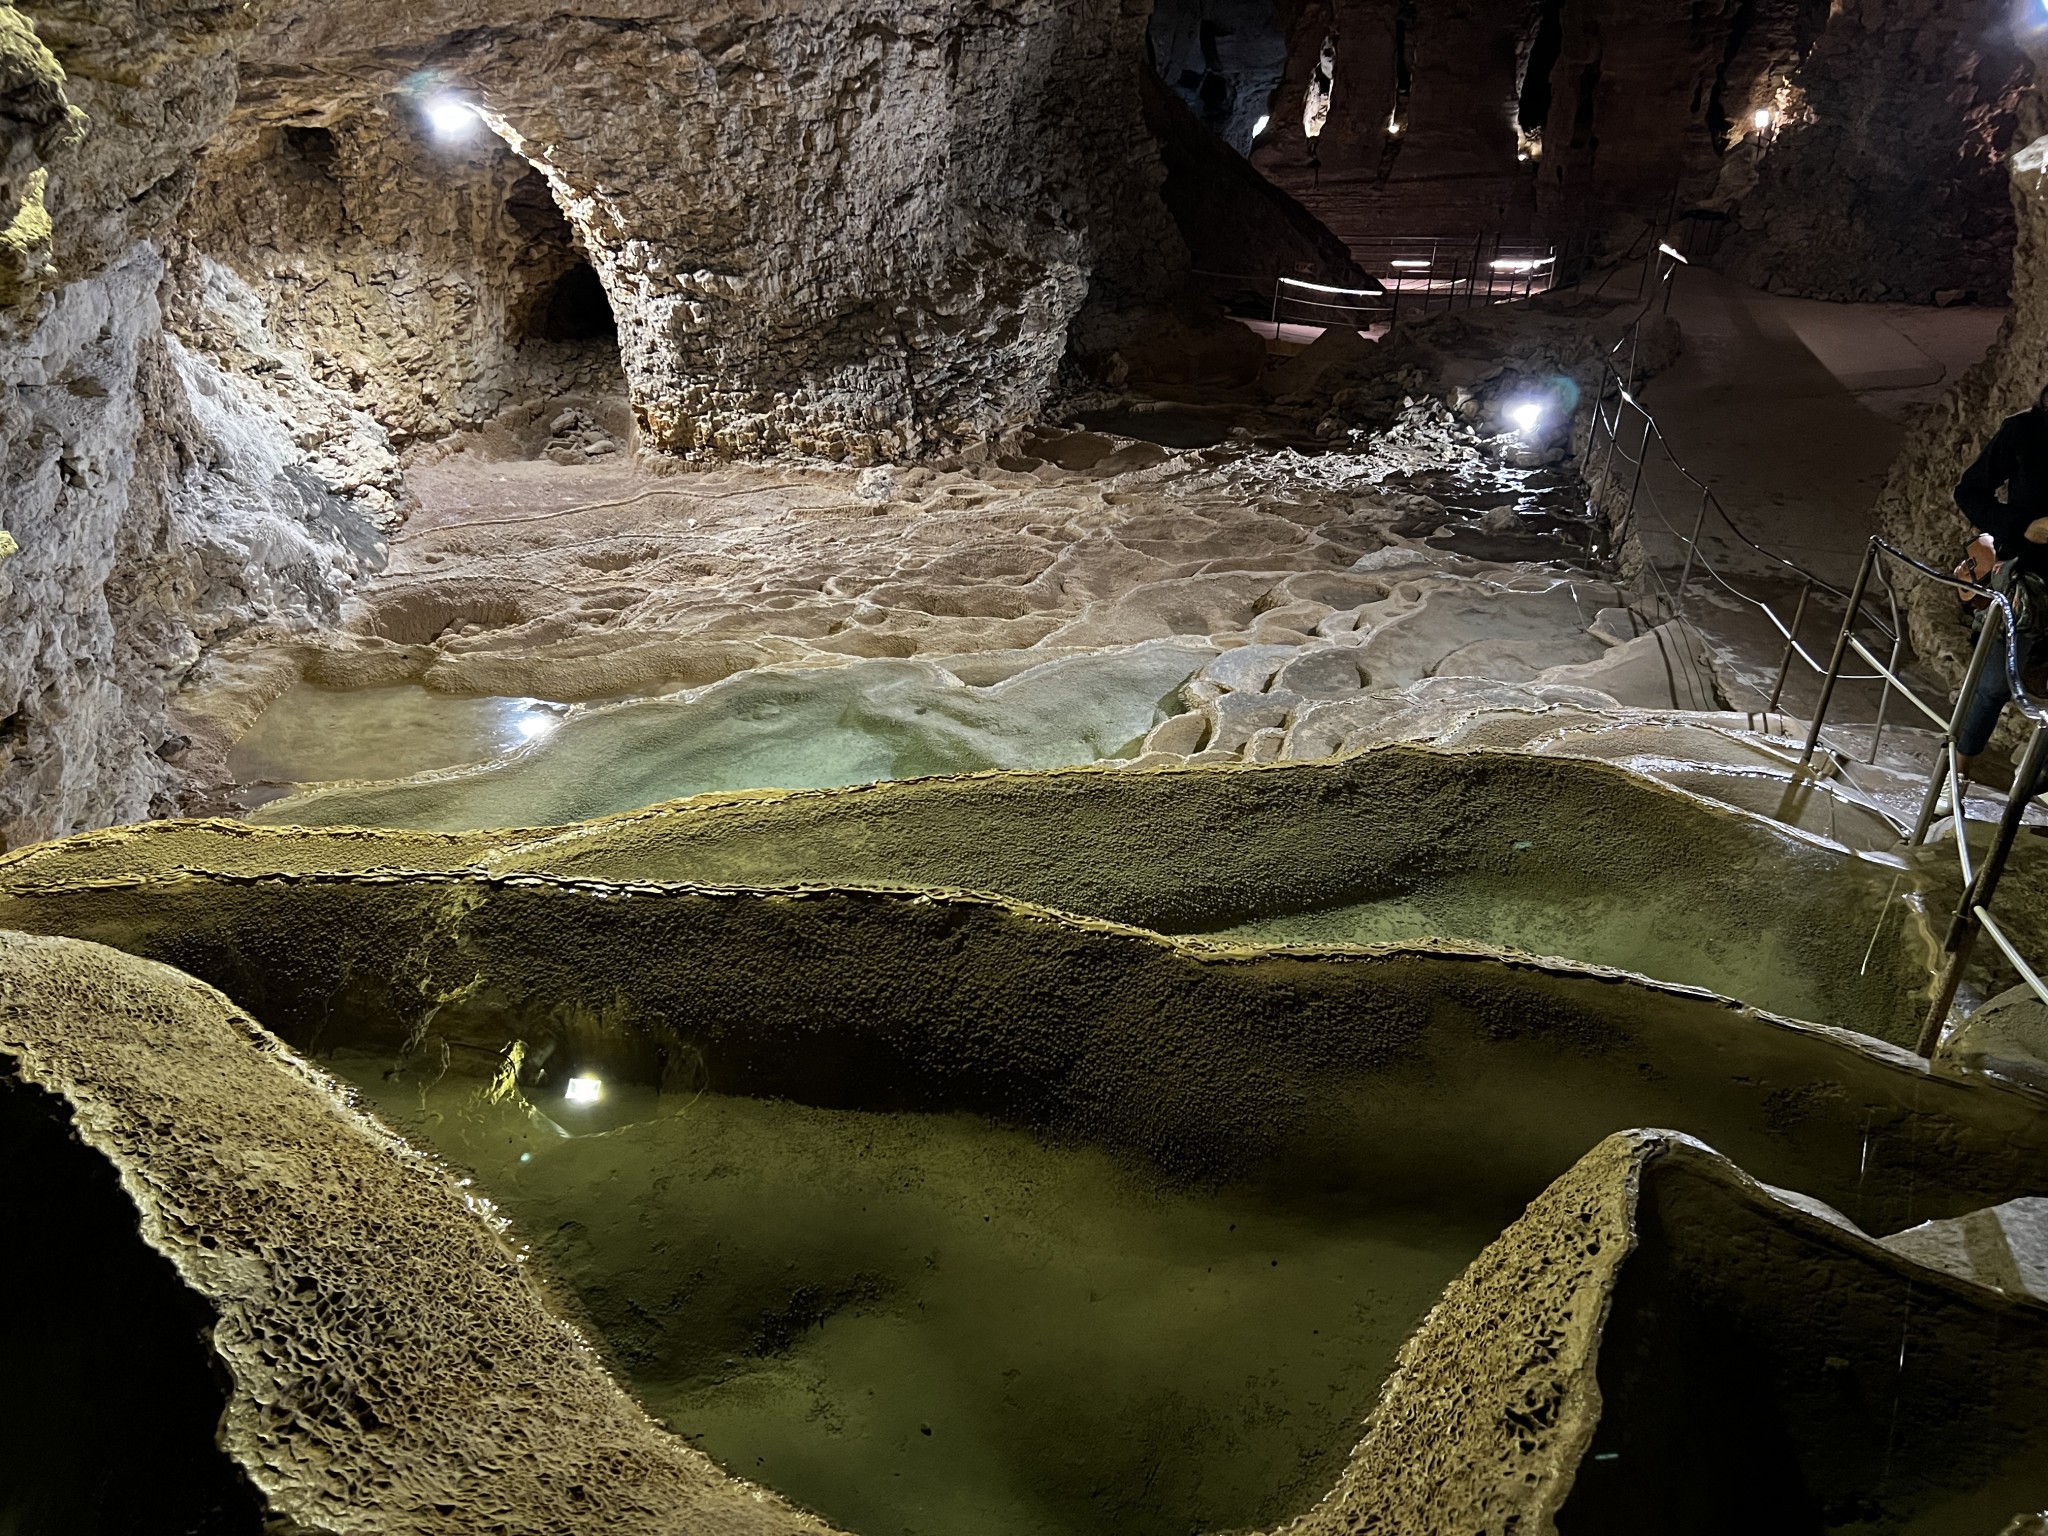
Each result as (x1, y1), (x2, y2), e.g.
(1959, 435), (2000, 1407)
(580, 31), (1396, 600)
(1624, 271), (2001, 719)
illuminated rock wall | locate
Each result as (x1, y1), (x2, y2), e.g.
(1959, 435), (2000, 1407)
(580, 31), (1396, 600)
(1713, 0), (2028, 304)
(208, 0), (1189, 460)
(0, 2), (382, 850)
(1879, 24), (2048, 685)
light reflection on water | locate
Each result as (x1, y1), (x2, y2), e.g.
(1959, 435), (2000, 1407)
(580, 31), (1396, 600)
(228, 684), (569, 796)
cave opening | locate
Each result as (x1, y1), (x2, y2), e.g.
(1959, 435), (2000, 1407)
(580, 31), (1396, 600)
(1518, 0), (1566, 135)
(279, 123), (338, 175)
(504, 166), (617, 346)
(531, 260), (617, 343)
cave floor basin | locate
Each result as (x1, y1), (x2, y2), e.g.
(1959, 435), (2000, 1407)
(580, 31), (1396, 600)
(298, 916), (2048, 1536)
(233, 642), (1210, 826)
(9, 815), (2048, 1533)
(334, 1050), (1496, 1536)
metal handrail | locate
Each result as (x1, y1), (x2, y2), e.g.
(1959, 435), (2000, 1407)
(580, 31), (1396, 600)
(1863, 537), (2048, 724)
(1801, 536), (2048, 1052)
(1579, 273), (2048, 1055)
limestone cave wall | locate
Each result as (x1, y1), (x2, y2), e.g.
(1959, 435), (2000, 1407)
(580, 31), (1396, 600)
(1878, 22), (2048, 685)
(1238, 0), (1827, 250)
(216, 0), (1189, 460)
(177, 115), (625, 450)
(1240, 0), (2023, 307)
(1712, 0), (2029, 304)
(0, 1), (388, 851)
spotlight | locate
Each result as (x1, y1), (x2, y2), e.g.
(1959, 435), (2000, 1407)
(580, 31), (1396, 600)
(563, 1075), (604, 1106)
(424, 95), (479, 139)
(1252, 114), (1271, 138)
(1752, 108), (1773, 131)
(515, 711), (559, 742)
(1509, 400), (1545, 435)
(1386, 111), (1404, 136)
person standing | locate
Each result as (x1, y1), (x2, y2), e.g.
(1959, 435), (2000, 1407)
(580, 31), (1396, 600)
(1951, 384), (2048, 785)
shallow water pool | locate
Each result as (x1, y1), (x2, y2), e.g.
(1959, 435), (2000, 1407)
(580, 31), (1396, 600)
(228, 685), (565, 792)
(334, 1052), (1494, 1536)
(242, 643), (1209, 830)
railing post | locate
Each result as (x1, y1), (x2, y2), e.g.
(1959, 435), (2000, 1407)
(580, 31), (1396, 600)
(1676, 482), (1710, 612)
(1270, 277), (1281, 329)
(1766, 574), (1811, 714)
(1799, 539), (1879, 769)
(1869, 625), (1904, 763)
(1598, 393), (1627, 488)
(1621, 414), (1653, 536)
(1866, 569), (1904, 763)
(1917, 720), (2048, 1057)
(1910, 603), (2006, 844)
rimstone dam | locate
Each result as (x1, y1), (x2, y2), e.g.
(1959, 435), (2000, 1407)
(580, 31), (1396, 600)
(17, 3), (2048, 1534)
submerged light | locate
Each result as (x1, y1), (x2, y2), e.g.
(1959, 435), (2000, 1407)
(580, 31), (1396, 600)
(563, 1075), (604, 1106)
(516, 711), (559, 742)
(425, 95), (479, 139)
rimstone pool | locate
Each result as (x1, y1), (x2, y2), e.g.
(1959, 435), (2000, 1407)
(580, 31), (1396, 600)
(335, 1051), (1497, 1536)
(231, 643), (1212, 827)
(9, 733), (2048, 1533)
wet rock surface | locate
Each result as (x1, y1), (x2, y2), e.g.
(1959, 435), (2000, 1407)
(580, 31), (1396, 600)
(4, 848), (2048, 1533)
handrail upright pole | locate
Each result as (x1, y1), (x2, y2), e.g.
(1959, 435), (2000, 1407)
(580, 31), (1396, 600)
(1910, 604), (2006, 844)
(1598, 391), (1627, 487)
(1918, 719), (2048, 1057)
(1867, 567), (1904, 762)
(1582, 386), (1612, 467)
(1767, 574), (1811, 714)
(1621, 414), (1653, 540)
(1800, 539), (1879, 768)
(1676, 482), (1710, 611)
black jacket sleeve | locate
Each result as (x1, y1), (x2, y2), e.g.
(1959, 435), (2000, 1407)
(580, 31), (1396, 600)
(1958, 417), (2027, 544)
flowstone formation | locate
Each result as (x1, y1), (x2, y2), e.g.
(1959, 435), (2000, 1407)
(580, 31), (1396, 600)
(8, 0), (2048, 1530)
(4, 799), (2048, 1533)
(14, 747), (1935, 1041)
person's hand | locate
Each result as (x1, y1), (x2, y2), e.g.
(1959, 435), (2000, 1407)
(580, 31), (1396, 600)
(1959, 532), (1998, 583)
(2027, 517), (2048, 544)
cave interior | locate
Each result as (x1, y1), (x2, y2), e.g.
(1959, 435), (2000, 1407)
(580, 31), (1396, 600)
(4, 0), (2048, 1533)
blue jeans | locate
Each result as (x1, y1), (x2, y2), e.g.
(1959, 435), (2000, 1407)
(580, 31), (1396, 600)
(1958, 641), (2048, 797)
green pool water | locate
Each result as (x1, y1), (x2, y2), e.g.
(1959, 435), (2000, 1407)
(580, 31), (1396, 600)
(244, 643), (1208, 830)
(332, 1051), (1495, 1536)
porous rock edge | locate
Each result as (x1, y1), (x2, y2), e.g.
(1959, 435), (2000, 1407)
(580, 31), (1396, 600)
(2, 922), (2000, 1536)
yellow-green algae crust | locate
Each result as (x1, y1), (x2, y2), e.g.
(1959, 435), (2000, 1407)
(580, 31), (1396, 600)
(0, 863), (2037, 1232)
(7, 928), (2046, 1534)
(0, 747), (1938, 1041)
(0, 930), (843, 1536)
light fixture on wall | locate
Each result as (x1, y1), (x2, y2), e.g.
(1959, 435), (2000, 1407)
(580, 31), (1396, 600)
(1252, 114), (1271, 138)
(1386, 110), (1405, 136)
(424, 95), (480, 139)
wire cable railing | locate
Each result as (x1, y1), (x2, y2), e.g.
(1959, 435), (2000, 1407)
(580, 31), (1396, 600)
(1581, 251), (2048, 1056)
